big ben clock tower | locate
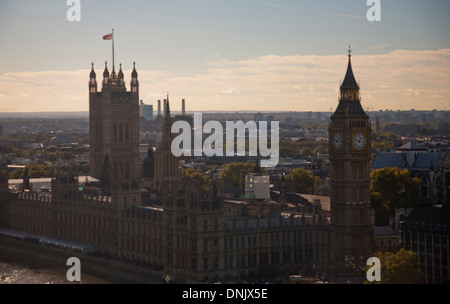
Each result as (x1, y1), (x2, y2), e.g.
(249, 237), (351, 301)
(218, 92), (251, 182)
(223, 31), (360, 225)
(329, 47), (375, 276)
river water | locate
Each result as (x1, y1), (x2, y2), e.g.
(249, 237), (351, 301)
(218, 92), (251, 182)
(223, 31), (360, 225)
(0, 259), (110, 284)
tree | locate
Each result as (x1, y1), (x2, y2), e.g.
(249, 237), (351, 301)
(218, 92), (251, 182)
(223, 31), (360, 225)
(43, 151), (76, 162)
(370, 167), (420, 226)
(288, 168), (321, 194)
(9, 164), (53, 179)
(299, 147), (312, 158)
(182, 168), (211, 190)
(366, 249), (424, 284)
(219, 162), (262, 189)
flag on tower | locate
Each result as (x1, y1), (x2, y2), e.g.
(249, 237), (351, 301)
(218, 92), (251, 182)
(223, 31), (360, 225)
(103, 29), (115, 69)
(103, 33), (112, 40)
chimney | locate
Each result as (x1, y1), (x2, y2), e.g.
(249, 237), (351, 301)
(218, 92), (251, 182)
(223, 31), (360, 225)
(157, 100), (161, 116)
(163, 99), (167, 114)
(182, 99), (186, 115)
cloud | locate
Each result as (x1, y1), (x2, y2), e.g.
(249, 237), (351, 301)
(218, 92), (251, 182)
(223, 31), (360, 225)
(310, 9), (365, 20)
(222, 88), (240, 94)
(404, 89), (422, 96)
(0, 49), (449, 112)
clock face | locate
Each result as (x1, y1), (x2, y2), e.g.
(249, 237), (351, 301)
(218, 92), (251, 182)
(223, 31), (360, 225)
(332, 133), (342, 150)
(353, 133), (367, 150)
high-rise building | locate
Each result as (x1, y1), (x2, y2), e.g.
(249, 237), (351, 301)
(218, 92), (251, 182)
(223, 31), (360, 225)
(140, 100), (154, 121)
(329, 49), (375, 274)
(143, 105), (154, 121)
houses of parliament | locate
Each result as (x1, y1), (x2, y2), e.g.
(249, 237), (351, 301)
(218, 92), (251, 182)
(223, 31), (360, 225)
(0, 52), (376, 282)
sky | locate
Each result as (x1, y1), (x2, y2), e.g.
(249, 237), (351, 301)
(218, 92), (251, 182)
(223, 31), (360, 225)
(0, 0), (449, 113)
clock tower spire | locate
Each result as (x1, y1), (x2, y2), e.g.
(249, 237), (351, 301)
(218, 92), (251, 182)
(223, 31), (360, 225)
(329, 48), (375, 277)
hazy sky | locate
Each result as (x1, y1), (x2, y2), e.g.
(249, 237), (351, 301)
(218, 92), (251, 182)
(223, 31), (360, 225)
(0, 0), (449, 112)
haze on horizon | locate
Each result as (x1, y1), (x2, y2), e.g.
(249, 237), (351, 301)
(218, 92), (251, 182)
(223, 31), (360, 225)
(0, 0), (449, 113)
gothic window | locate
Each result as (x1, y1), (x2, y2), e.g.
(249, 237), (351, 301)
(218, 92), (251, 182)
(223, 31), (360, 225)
(214, 258), (219, 270)
(125, 163), (130, 179)
(113, 162), (118, 179)
(125, 123), (129, 142)
(213, 218), (218, 231)
(113, 124), (118, 143)
(119, 124), (123, 142)
(203, 239), (208, 253)
(203, 219), (208, 232)
(95, 124), (100, 143)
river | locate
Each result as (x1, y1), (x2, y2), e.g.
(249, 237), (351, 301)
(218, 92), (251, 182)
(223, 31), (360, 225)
(0, 259), (110, 284)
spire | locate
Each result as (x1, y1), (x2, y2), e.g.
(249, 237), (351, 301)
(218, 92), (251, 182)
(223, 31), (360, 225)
(110, 62), (117, 80)
(118, 63), (124, 79)
(161, 93), (172, 148)
(90, 62), (96, 78)
(165, 93), (171, 117)
(332, 46), (367, 118)
(131, 61), (138, 78)
(103, 61), (109, 78)
(340, 45), (359, 90)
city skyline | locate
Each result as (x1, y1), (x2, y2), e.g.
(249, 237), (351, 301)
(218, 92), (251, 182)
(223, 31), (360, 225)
(0, 0), (449, 113)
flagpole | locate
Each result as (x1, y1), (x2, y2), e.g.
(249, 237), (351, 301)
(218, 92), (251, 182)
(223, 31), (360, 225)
(112, 28), (115, 70)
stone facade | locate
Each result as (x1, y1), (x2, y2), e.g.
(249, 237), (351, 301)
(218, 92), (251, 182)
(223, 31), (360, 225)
(328, 50), (376, 275)
(2, 55), (374, 282)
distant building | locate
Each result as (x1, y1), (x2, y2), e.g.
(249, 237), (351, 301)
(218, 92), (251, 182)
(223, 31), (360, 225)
(383, 124), (419, 136)
(438, 122), (450, 135)
(401, 203), (450, 284)
(143, 105), (154, 121)
(50, 134), (76, 146)
(372, 141), (449, 204)
(254, 112), (264, 125)
(372, 142), (438, 171)
(375, 225), (400, 252)
(140, 100), (154, 121)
